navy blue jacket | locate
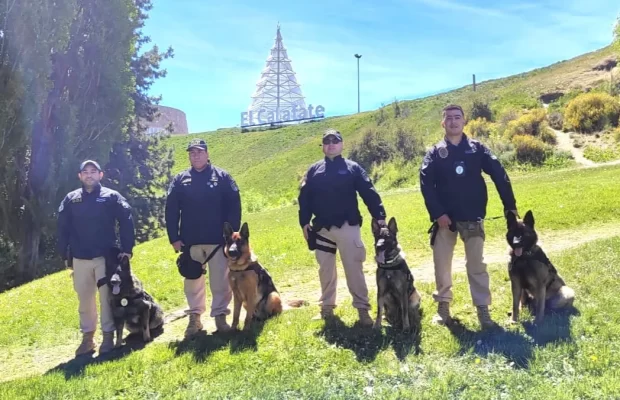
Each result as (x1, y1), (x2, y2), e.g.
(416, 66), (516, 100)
(165, 164), (241, 246)
(57, 185), (135, 260)
(419, 134), (517, 222)
(298, 155), (386, 229)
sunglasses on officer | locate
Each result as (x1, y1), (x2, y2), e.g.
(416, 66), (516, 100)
(322, 137), (342, 145)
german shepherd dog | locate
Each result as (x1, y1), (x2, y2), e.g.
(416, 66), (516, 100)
(506, 210), (575, 325)
(371, 217), (422, 332)
(107, 248), (165, 347)
(223, 222), (283, 331)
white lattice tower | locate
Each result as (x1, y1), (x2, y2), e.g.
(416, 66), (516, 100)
(247, 24), (307, 116)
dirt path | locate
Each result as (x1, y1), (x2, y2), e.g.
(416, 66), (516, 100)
(550, 128), (596, 166)
(3, 222), (620, 383)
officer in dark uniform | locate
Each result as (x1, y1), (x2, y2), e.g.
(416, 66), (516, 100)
(165, 138), (241, 336)
(57, 159), (135, 356)
(419, 104), (518, 329)
(298, 129), (387, 326)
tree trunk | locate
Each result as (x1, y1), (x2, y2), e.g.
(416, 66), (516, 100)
(16, 209), (42, 280)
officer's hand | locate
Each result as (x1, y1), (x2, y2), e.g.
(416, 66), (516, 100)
(437, 214), (452, 229)
(172, 240), (184, 253)
(377, 220), (386, 227)
(64, 259), (72, 270)
(508, 210), (520, 219)
(118, 252), (132, 260)
(302, 224), (312, 241)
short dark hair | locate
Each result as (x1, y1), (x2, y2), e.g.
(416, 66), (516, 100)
(442, 104), (464, 118)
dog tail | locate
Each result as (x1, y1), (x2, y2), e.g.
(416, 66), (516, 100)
(283, 298), (307, 310)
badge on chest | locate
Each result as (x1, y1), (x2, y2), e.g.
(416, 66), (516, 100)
(454, 160), (466, 177)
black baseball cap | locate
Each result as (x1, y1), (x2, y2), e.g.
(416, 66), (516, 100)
(322, 129), (342, 142)
(186, 138), (208, 151)
(79, 160), (102, 171)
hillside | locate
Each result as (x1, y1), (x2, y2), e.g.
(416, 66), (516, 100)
(163, 45), (619, 211)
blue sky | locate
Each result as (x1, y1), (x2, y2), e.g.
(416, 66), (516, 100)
(142, 0), (620, 133)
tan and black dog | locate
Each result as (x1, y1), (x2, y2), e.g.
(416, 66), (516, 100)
(371, 217), (422, 332)
(506, 210), (575, 325)
(223, 222), (283, 331)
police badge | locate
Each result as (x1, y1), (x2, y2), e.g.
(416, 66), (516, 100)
(438, 146), (449, 159)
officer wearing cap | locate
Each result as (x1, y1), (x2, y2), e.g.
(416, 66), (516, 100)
(298, 129), (387, 326)
(57, 159), (135, 356)
(419, 104), (518, 330)
(165, 138), (241, 336)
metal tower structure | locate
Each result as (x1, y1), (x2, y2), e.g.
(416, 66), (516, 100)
(247, 24), (307, 117)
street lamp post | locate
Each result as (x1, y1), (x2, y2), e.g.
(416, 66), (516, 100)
(354, 54), (362, 113)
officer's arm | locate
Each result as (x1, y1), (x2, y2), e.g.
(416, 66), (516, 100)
(419, 151), (446, 221)
(164, 176), (181, 243)
(297, 168), (313, 227)
(224, 174), (242, 231)
(480, 143), (517, 212)
(353, 164), (387, 221)
(56, 196), (71, 259)
(114, 193), (135, 255)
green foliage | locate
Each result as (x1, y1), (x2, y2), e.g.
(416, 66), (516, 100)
(504, 109), (548, 139)
(539, 128), (557, 145)
(464, 117), (494, 138)
(583, 145), (620, 162)
(564, 92), (620, 133)
(511, 135), (548, 165)
(614, 128), (620, 143)
(468, 99), (494, 121)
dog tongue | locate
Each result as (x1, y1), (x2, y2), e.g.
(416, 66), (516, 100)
(514, 248), (523, 257)
(112, 285), (120, 295)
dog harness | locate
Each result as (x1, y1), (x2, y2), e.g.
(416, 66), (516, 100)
(229, 261), (279, 306)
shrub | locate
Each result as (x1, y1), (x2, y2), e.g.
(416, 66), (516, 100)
(547, 112), (564, 130)
(469, 99), (493, 121)
(539, 128), (557, 145)
(614, 127), (620, 143)
(564, 92), (620, 133)
(349, 126), (392, 171)
(511, 135), (547, 165)
(464, 117), (494, 138)
(583, 145), (620, 162)
(504, 109), (547, 139)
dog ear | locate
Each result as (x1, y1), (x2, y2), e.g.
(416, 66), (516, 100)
(240, 222), (249, 239)
(388, 217), (398, 234)
(371, 218), (380, 234)
(223, 222), (234, 238)
(506, 211), (518, 230)
(523, 210), (535, 229)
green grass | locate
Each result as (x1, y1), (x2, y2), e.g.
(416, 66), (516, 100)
(164, 46), (617, 210)
(2, 233), (620, 398)
(583, 145), (620, 162)
(1, 164), (620, 398)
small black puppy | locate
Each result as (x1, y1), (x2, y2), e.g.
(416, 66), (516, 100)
(371, 217), (422, 332)
(107, 248), (164, 347)
(506, 210), (575, 325)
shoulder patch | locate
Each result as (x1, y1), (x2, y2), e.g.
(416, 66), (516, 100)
(229, 178), (239, 192)
(438, 146), (449, 159)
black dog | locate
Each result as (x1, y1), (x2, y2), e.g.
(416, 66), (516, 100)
(371, 217), (422, 332)
(107, 248), (164, 347)
(506, 210), (575, 325)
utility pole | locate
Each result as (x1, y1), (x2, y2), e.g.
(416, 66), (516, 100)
(355, 54), (362, 113)
(473, 74), (477, 92)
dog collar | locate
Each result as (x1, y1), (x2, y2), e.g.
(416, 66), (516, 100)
(377, 253), (404, 270)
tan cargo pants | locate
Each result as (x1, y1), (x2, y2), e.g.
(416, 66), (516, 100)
(314, 222), (370, 310)
(432, 221), (491, 306)
(72, 257), (115, 333)
(184, 244), (232, 317)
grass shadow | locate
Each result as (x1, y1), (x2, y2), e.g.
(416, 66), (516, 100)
(45, 327), (164, 380)
(169, 319), (267, 362)
(447, 318), (535, 369)
(522, 305), (580, 346)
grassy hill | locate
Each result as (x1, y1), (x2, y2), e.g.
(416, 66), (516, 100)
(2, 164), (620, 398)
(163, 45), (618, 211)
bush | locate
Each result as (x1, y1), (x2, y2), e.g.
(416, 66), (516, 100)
(348, 126), (392, 171)
(614, 128), (620, 143)
(547, 112), (564, 130)
(564, 92), (620, 133)
(469, 99), (493, 121)
(583, 145), (620, 162)
(464, 117), (494, 138)
(539, 128), (557, 145)
(511, 135), (547, 165)
(504, 109), (547, 139)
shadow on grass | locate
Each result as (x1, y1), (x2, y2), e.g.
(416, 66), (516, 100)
(315, 315), (422, 363)
(447, 306), (579, 369)
(168, 320), (267, 363)
(46, 327), (165, 380)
